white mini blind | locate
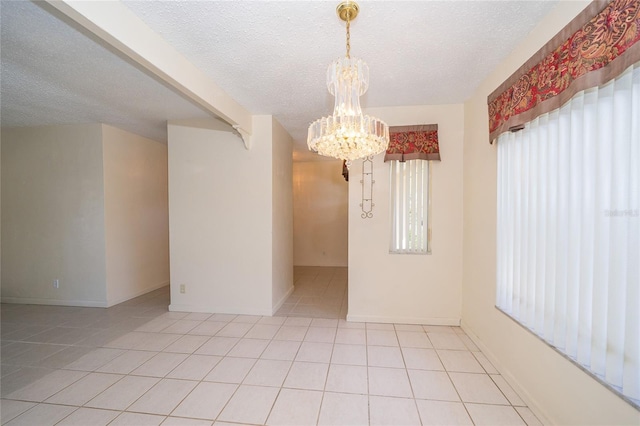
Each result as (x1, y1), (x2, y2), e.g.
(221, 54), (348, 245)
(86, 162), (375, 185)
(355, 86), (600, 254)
(496, 63), (640, 404)
(389, 159), (430, 254)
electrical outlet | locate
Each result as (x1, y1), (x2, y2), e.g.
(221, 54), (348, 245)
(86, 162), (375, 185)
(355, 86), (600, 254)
(53, 279), (60, 289)
(180, 284), (186, 294)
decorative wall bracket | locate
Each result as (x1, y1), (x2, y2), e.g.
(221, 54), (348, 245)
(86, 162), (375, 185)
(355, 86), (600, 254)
(232, 125), (251, 150)
(360, 156), (374, 218)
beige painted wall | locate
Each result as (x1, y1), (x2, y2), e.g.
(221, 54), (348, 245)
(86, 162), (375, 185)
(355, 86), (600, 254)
(348, 104), (464, 324)
(168, 117), (292, 315)
(102, 125), (169, 306)
(271, 118), (294, 311)
(1, 125), (108, 306)
(462, 1), (639, 424)
(293, 160), (348, 267)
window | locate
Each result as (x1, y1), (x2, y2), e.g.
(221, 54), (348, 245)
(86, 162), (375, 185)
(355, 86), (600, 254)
(389, 159), (431, 254)
(496, 63), (639, 405)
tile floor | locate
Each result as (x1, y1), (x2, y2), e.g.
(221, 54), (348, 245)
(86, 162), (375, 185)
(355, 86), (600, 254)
(1, 267), (542, 425)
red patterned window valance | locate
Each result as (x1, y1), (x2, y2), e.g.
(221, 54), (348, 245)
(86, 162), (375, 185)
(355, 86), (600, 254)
(384, 124), (441, 162)
(488, 0), (640, 142)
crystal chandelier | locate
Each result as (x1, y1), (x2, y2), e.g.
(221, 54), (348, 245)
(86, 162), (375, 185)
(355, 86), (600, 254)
(307, 1), (389, 162)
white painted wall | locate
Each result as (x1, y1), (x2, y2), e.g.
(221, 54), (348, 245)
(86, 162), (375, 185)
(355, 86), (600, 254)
(293, 160), (348, 267)
(271, 119), (294, 311)
(1, 125), (108, 306)
(462, 1), (639, 424)
(102, 125), (169, 306)
(348, 105), (464, 325)
(168, 117), (288, 315)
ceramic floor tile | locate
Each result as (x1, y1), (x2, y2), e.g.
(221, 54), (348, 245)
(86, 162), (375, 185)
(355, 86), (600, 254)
(217, 384), (279, 425)
(369, 395), (421, 426)
(243, 359), (291, 387)
(162, 417), (213, 426)
(415, 400), (473, 425)
(284, 317), (313, 327)
(261, 340), (301, 361)
(465, 403), (526, 425)
(46, 372), (124, 406)
(216, 323), (252, 338)
(303, 327), (336, 343)
(296, 342), (333, 363)
(337, 320), (365, 329)
(166, 354), (222, 381)
(135, 333), (182, 351)
(5, 369), (88, 402)
(56, 407), (119, 426)
(163, 335), (210, 354)
(428, 333), (467, 350)
(515, 407), (543, 426)
(171, 382), (237, 420)
(310, 318), (338, 328)
(96, 350), (156, 374)
(188, 322), (226, 337)
(132, 352), (188, 377)
(226, 338), (269, 358)
(35, 346), (94, 369)
(366, 323), (396, 331)
(0, 366), (55, 397)
(208, 314), (236, 322)
(317, 392), (368, 426)
(184, 313), (212, 321)
(325, 364), (368, 394)
(0, 400), (36, 424)
(423, 326), (457, 334)
(266, 388), (323, 426)
(110, 412), (165, 426)
(396, 331), (433, 348)
(402, 347), (444, 371)
(334, 328), (366, 345)
(136, 318), (177, 333)
(366, 330), (398, 346)
(408, 369), (460, 401)
(129, 378), (198, 415)
(449, 372), (510, 405)
(104, 332), (148, 349)
(438, 349), (485, 373)
(274, 326), (308, 341)
(394, 324), (425, 332)
(60, 347), (125, 371)
(204, 357), (256, 383)
(244, 324), (281, 340)
(473, 352), (499, 374)
(4, 343), (66, 366)
(283, 361), (328, 390)
(257, 316), (287, 325)
(368, 366), (413, 398)
(367, 345), (405, 368)
(232, 315), (262, 324)
(490, 375), (526, 406)
(331, 344), (367, 366)
(459, 334), (480, 351)
(5, 403), (76, 426)
(85, 375), (159, 410)
(161, 320), (201, 334)
(194, 337), (239, 356)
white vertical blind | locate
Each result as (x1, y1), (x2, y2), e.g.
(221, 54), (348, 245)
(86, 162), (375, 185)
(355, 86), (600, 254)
(390, 159), (430, 254)
(496, 62), (640, 404)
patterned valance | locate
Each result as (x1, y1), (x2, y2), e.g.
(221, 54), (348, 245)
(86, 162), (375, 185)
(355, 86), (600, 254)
(384, 124), (440, 162)
(488, 0), (640, 142)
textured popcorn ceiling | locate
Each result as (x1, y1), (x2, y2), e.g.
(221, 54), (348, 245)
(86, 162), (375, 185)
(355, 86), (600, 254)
(1, 0), (558, 157)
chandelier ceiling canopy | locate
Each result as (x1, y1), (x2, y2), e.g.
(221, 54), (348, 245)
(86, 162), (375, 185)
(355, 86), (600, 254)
(307, 1), (390, 163)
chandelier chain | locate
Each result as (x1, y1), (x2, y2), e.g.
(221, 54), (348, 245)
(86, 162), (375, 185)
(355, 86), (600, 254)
(345, 12), (351, 58)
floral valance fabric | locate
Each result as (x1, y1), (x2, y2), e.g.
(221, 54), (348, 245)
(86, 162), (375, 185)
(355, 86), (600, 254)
(488, 0), (640, 141)
(384, 124), (441, 162)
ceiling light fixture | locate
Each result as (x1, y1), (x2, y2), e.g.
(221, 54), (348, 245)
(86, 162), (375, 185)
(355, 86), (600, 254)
(307, 1), (389, 163)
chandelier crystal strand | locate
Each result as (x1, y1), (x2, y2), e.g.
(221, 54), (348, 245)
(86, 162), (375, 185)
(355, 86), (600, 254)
(307, 1), (389, 162)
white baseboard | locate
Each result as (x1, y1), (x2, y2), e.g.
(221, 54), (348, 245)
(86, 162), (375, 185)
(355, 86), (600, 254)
(460, 320), (551, 425)
(0, 296), (108, 308)
(346, 313), (460, 326)
(169, 303), (274, 316)
(272, 285), (294, 315)
(106, 281), (169, 307)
